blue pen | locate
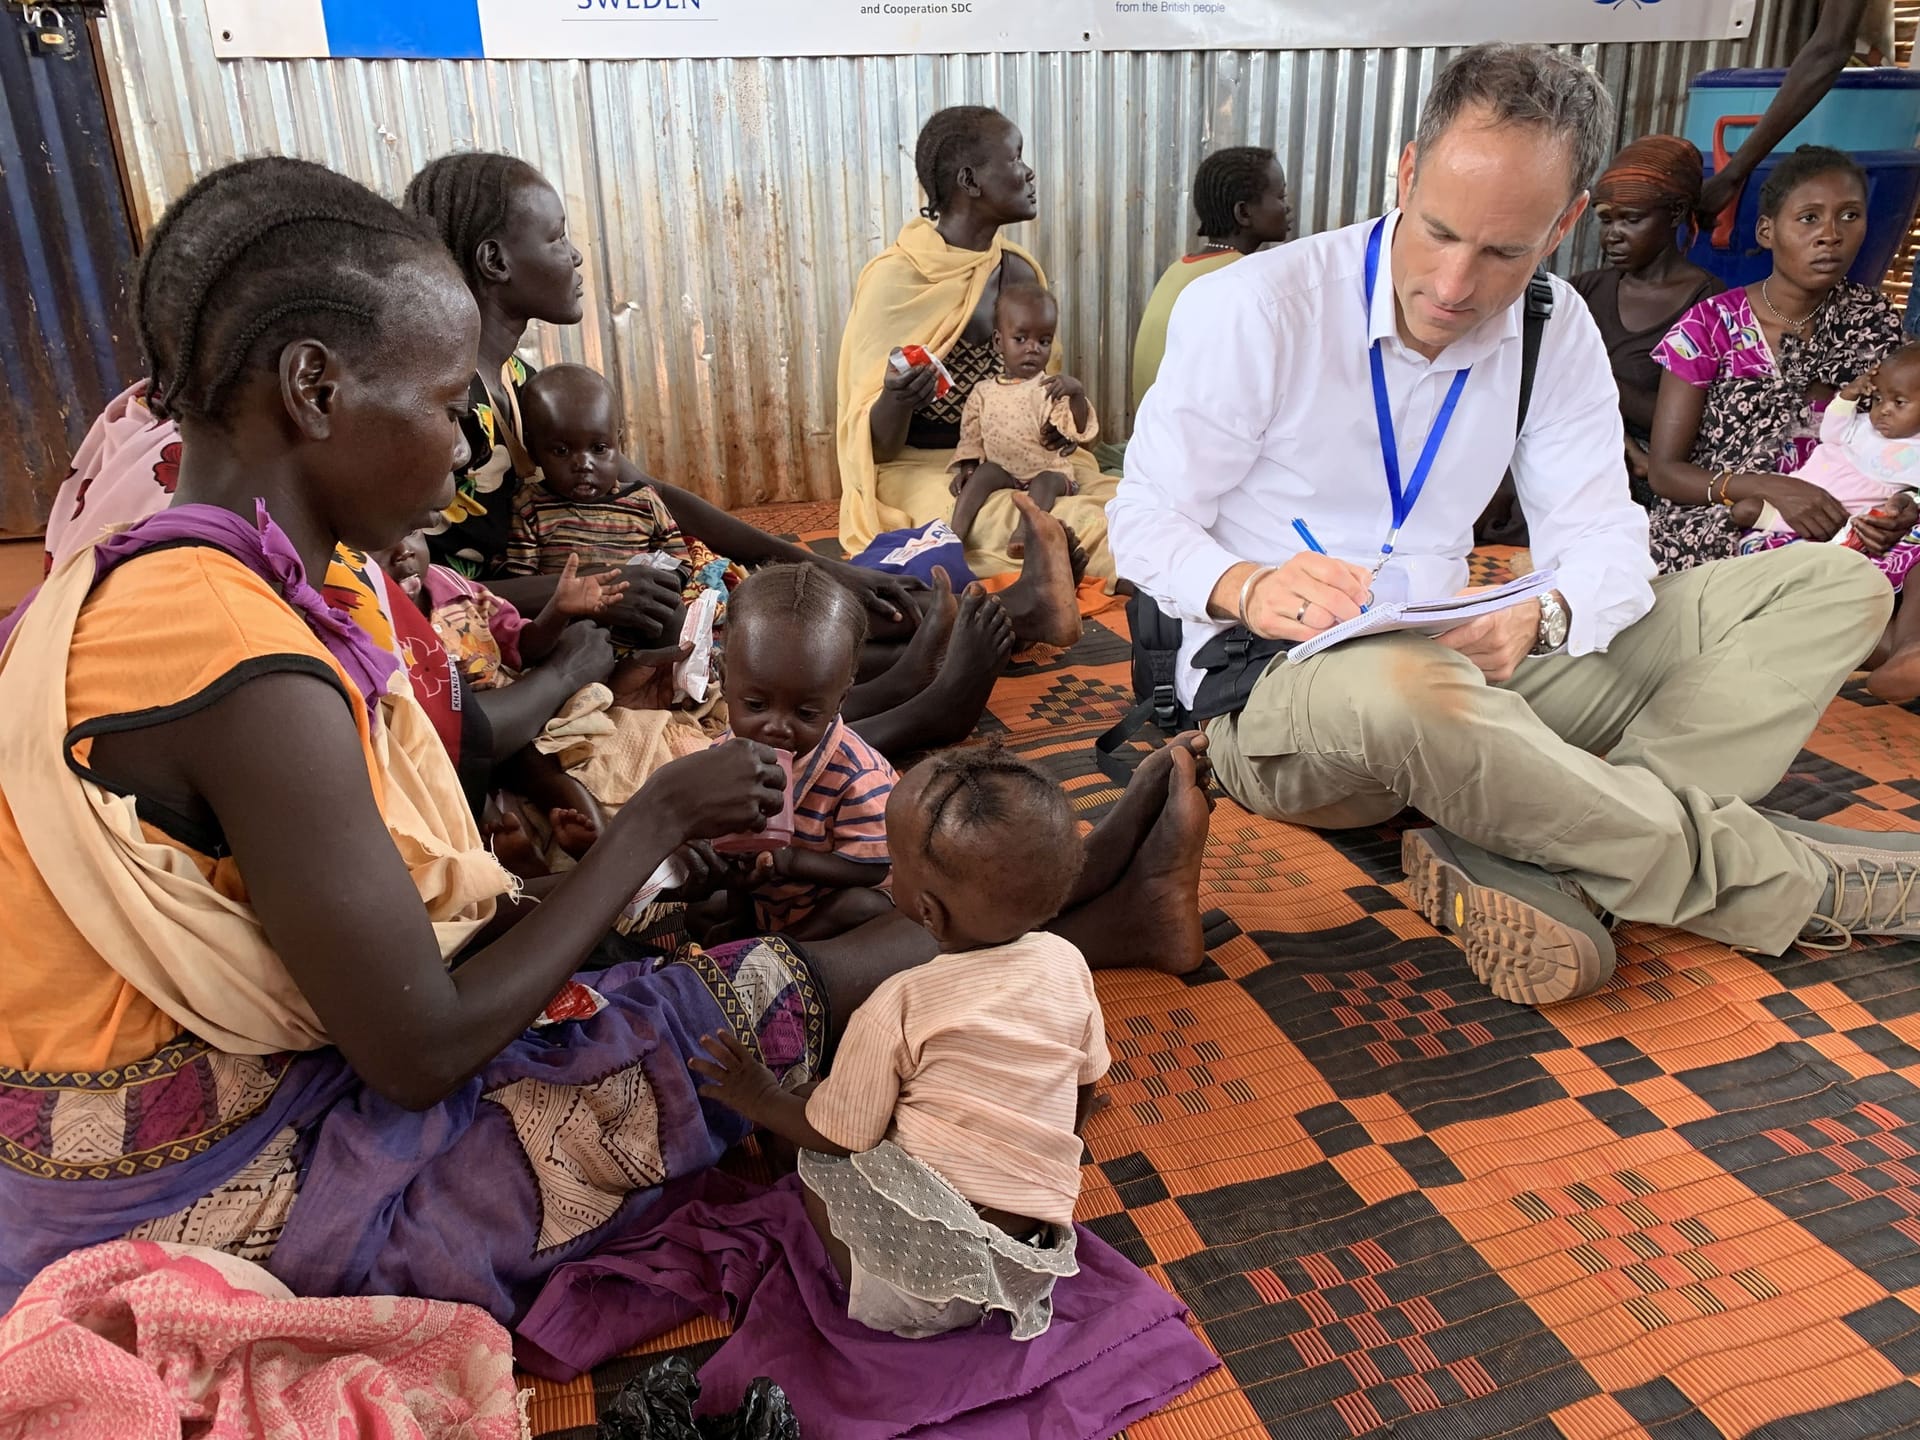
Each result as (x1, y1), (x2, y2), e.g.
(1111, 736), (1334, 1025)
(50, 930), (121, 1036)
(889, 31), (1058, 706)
(1293, 519), (1373, 612)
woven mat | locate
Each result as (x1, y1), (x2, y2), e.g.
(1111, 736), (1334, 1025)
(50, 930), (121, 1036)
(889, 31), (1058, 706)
(525, 521), (1920, 1440)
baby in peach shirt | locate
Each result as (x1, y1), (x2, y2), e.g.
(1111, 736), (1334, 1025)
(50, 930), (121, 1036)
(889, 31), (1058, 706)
(948, 283), (1100, 540)
(692, 745), (1104, 1341)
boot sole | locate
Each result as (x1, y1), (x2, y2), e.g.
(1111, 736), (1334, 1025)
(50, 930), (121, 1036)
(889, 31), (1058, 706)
(1401, 830), (1614, 1006)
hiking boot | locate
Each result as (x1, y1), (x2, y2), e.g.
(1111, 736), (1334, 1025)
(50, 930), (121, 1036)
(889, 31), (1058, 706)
(1401, 828), (1617, 1005)
(1767, 813), (1920, 951)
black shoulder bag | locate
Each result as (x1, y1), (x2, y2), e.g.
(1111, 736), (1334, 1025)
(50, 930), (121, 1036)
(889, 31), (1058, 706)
(1094, 273), (1555, 784)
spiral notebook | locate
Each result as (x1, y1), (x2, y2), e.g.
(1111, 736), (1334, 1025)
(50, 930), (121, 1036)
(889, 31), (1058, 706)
(1284, 567), (1560, 665)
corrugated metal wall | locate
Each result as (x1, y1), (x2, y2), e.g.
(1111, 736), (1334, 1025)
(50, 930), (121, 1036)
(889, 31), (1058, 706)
(0, 11), (142, 537)
(96, 0), (1814, 510)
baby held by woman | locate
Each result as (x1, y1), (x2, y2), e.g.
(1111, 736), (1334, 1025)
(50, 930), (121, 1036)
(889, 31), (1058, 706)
(1750, 343), (1920, 540)
(948, 283), (1099, 541)
(693, 746), (1103, 1341)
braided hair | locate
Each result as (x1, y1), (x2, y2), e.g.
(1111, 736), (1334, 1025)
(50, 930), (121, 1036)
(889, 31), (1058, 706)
(917, 745), (1082, 920)
(1759, 144), (1867, 219)
(915, 106), (1007, 222)
(1193, 146), (1278, 240)
(726, 562), (871, 669)
(135, 156), (450, 426)
(404, 150), (544, 291)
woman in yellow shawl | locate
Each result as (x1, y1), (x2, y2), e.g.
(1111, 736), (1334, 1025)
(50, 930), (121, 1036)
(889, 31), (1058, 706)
(837, 107), (1119, 582)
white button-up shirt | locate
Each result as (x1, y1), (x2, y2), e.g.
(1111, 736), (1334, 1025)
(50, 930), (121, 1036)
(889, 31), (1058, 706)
(1109, 210), (1656, 708)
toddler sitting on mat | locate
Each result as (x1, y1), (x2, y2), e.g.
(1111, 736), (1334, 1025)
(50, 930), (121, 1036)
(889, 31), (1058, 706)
(948, 283), (1099, 541)
(693, 745), (1105, 1342)
(699, 563), (898, 942)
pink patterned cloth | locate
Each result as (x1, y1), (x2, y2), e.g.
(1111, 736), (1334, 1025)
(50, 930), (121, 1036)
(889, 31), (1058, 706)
(0, 1240), (528, 1440)
(41, 382), (179, 575)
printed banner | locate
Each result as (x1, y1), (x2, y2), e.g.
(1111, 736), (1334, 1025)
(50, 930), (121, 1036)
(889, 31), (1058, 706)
(206, 0), (1757, 60)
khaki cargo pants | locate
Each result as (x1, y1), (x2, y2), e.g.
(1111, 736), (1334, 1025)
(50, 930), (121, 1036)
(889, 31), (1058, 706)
(1207, 544), (1893, 955)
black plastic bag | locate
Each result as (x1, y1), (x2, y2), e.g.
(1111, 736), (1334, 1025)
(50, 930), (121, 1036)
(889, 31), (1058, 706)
(596, 1356), (800, 1440)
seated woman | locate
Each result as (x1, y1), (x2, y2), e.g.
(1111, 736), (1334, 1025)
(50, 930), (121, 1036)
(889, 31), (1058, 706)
(403, 152), (926, 628)
(1132, 146), (1293, 414)
(404, 150), (1078, 743)
(0, 157), (1215, 1316)
(1570, 136), (1722, 506)
(836, 106), (1121, 590)
(1648, 145), (1920, 698)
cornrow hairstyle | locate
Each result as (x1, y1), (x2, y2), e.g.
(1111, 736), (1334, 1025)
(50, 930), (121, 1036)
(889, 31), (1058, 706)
(1193, 146), (1278, 240)
(135, 156), (450, 427)
(404, 150), (544, 291)
(916, 744), (1082, 918)
(994, 281), (1058, 328)
(914, 105), (1007, 222)
(726, 561), (871, 666)
(1759, 144), (1867, 220)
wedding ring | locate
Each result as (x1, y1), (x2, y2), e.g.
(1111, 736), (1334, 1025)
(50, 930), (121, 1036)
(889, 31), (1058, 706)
(1294, 598), (1311, 625)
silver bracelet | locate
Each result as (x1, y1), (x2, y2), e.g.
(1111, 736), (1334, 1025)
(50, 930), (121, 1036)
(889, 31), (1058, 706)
(1236, 565), (1277, 627)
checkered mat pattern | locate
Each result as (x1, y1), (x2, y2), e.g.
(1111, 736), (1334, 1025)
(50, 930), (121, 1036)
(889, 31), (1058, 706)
(525, 521), (1920, 1440)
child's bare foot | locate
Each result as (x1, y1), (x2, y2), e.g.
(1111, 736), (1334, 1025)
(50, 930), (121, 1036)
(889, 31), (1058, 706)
(1055, 746), (1211, 974)
(1027, 471), (1073, 513)
(1867, 643), (1920, 704)
(549, 807), (601, 860)
(1000, 493), (1083, 649)
(842, 568), (959, 722)
(484, 812), (548, 880)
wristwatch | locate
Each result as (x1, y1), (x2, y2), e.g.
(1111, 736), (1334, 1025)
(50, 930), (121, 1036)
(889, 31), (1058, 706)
(1531, 590), (1569, 656)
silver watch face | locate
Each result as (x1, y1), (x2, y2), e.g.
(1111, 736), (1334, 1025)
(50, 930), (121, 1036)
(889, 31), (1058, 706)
(1538, 596), (1568, 650)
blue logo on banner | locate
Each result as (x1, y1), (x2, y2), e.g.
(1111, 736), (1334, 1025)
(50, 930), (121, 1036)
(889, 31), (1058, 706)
(324, 0), (484, 58)
(1593, 0), (1662, 8)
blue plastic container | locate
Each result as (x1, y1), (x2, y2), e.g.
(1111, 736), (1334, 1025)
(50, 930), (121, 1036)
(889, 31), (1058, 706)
(1684, 68), (1920, 156)
(1686, 148), (1920, 289)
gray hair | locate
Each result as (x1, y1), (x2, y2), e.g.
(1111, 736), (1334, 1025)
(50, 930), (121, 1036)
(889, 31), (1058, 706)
(1415, 43), (1615, 200)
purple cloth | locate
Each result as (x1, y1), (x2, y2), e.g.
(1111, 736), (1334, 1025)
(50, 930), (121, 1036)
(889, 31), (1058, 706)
(0, 964), (747, 1321)
(515, 1172), (1219, 1440)
(0, 500), (398, 721)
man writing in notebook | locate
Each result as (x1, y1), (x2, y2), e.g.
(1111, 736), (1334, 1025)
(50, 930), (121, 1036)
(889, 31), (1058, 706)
(1110, 43), (1915, 1006)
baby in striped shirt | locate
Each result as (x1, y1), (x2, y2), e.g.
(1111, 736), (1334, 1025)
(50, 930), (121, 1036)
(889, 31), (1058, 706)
(705, 563), (898, 941)
(693, 746), (1105, 1342)
(505, 364), (744, 676)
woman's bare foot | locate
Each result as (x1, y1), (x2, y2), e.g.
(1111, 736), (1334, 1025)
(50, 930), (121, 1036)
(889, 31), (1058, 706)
(843, 568), (958, 721)
(1000, 493), (1083, 649)
(845, 584), (1015, 758)
(1074, 732), (1213, 903)
(1060, 523), (1090, 588)
(1052, 746), (1211, 974)
(549, 806), (601, 860)
(1867, 643), (1920, 703)
(484, 812), (548, 880)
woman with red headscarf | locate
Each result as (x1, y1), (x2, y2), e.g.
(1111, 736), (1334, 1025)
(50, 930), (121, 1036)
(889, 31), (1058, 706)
(1572, 136), (1723, 504)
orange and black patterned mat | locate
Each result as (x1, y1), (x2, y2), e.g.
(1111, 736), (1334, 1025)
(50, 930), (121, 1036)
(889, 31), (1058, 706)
(525, 511), (1920, 1439)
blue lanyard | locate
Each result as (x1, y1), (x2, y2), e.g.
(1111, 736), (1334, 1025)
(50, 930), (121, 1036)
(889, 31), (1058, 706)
(1363, 217), (1471, 568)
